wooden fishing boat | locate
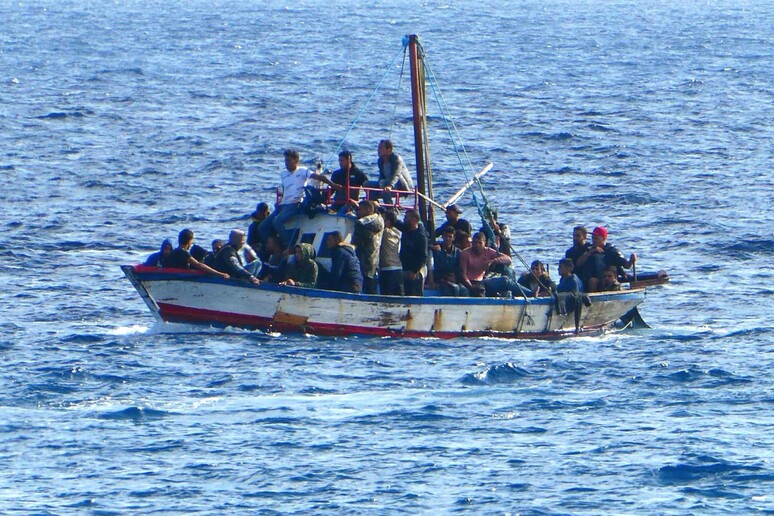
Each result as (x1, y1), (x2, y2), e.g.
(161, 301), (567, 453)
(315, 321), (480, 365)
(122, 35), (660, 339)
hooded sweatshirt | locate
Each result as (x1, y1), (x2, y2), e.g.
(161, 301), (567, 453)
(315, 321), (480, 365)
(327, 244), (362, 293)
(144, 238), (173, 267)
(285, 243), (318, 288)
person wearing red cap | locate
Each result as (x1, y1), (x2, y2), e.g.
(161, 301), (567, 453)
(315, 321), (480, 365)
(583, 226), (637, 292)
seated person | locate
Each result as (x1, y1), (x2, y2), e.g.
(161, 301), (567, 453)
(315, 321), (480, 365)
(555, 258), (589, 316)
(144, 238), (173, 267)
(459, 232), (516, 297)
(454, 229), (472, 251)
(323, 232), (362, 293)
(434, 204), (472, 238)
(556, 258), (583, 293)
(213, 229), (260, 284)
(258, 235), (288, 283)
(247, 202), (270, 259)
(280, 243), (318, 288)
(364, 139), (414, 205)
(481, 208), (511, 256)
(190, 244), (208, 263)
(259, 149), (338, 247)
(203, 239), (224, 269)
(330, 150), (367, 213)
(430, 225), (469, 297)
(242, 241), (262, 276)
(163, 229), (229, 279)
(565, 225), (591, 287)
(517, 260), (556, 297)
(600, 266), (622, 291)
(583, 226), (637, 292)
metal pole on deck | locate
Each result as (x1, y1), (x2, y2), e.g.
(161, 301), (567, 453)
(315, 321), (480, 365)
(408, 35), (430, 232)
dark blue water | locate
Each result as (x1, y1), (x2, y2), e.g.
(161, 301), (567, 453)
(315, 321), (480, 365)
(2, 0), (773, 512)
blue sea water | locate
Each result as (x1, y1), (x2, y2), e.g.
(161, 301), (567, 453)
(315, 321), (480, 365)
(1, 0), (773, 512)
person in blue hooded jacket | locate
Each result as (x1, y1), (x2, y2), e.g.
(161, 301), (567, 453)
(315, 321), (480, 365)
(324, 231), (362, 293)
(144, 238), (173, 267)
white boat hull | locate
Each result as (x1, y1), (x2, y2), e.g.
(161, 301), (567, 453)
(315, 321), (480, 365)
(122, 265), (646, 339)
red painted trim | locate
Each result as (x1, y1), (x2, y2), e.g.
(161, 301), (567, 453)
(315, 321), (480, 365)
(157, 303), (605, 340)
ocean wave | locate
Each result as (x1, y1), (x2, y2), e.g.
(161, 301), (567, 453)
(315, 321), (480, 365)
(97, 406), (172, 421)
(655, 455), (767, 486)
(460, 362), (531, 385)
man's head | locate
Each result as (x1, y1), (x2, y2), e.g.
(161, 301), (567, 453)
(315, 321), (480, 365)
(211, 239), (224, 253)
(228, 229), (246, 250)
(471, 232), (487, 253)
(573, 225), (588, 246)
(591, 226), (608, 247)
(357, 200), (376, 218)
(442, 225), (455, 246)
(455, 230), (471, 250)
(378, 139), (393, 159)
(326, 231), (344, 249)
(162, 240), (173, 257)
(445, 204), (462, 223)
(530, 260), (545, 276)
(338, 150), (353, 172)
(381, 209), (397, 227)
(178, 228), (194, 249)
(558, 258), (575, 277)
(403, 208), (420, 229)
(284, 148), (300, 172)
(251, 202), (270, 221)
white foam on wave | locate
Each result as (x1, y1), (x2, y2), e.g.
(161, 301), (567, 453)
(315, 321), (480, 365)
(107, 324), (149, 336)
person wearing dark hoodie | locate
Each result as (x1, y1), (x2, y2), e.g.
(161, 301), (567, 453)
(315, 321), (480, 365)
(324, 231), (362, 293)
(144, 238), (173, 267)
(281, 243), (318, 288)
(213, 229), (260, 284)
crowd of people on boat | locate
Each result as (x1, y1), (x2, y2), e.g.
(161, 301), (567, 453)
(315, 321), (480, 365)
(144, 142), (639, 299)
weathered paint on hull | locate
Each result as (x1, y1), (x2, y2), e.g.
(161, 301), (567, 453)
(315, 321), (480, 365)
(122, 265), (646, 339)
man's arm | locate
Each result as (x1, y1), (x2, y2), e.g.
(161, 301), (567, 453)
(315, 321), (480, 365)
(189, 257), (229, 279)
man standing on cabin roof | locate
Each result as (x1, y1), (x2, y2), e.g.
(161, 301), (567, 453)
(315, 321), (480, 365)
(364, 139), (414, 205)
(583, 226), (637, 292)
(259, 149), (336, 247)
(330, 150), (368, 213)
(434, 204), (472, 238)
(164, 228), (229, 280)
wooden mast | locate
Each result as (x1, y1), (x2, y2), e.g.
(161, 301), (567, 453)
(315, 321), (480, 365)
(407, 34), (433, 234)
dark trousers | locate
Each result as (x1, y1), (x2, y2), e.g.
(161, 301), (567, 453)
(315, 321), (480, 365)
(379, 270), (404, 296)
(363, 275), (379, 295)
(404, 271), (424, 297)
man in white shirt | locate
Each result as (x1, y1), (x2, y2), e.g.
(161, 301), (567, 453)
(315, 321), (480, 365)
(259, 149), (333, 247)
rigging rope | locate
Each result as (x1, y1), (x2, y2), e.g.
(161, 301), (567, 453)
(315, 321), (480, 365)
(416, 40), (539, 288)
(324, 44), (407, 171)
